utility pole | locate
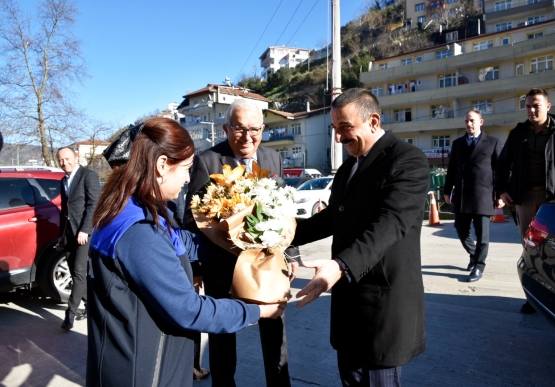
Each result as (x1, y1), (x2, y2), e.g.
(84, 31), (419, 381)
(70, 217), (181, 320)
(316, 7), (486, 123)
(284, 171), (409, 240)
(330, 0), (343, 173)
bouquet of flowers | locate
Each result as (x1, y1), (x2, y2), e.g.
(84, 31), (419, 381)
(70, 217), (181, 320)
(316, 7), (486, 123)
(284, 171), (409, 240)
(190, 162), (297, 304)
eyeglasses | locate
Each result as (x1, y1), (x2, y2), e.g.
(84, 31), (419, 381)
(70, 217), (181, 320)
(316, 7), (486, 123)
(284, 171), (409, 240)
(227, 124), (264, 136)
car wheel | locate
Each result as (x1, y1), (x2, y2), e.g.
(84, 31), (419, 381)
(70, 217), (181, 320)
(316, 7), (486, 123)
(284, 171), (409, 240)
(311, 201), (327, 216)
(38, 250), (72, 303)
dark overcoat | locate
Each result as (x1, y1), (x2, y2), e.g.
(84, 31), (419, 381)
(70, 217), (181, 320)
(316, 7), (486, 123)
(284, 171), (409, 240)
(293, 131), (429, 367)
(443, 132), (502, 216)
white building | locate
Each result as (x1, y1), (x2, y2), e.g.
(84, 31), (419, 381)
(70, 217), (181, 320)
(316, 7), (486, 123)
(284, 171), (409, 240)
(156, 102), (185, 121)
(259, 46), (311, 80)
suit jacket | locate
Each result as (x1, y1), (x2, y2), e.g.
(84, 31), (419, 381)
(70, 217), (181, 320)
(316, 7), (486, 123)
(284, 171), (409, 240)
(292, 131), (429, 367)
(60, 166), (100, 238)
(443, 132), (501, 216)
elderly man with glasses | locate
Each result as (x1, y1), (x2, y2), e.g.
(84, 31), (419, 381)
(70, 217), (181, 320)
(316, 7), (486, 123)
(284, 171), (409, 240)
(175, 98), (294, 387)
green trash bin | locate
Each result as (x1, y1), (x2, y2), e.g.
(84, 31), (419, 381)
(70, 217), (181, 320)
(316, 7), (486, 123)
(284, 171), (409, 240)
(432, 174), (445, 188)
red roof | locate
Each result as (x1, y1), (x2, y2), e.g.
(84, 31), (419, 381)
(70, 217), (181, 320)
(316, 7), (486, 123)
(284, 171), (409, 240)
(184, 84), (270, 102)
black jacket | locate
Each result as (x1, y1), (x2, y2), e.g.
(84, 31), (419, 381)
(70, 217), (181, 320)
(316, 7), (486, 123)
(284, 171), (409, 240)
(495, 114), (555, 205)
(443, 132), (502, 216)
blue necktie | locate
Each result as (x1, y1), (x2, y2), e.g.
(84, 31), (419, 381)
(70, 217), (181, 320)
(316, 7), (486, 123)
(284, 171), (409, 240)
(241, 158), (253, 173)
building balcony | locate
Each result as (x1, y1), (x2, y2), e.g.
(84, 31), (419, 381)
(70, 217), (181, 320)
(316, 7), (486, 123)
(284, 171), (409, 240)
(261, 134), (295, 147)
(484, 0), (553, 20)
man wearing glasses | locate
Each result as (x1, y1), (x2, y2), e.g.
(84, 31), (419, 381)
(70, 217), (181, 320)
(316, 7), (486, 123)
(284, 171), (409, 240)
(179, 99), (292, 387)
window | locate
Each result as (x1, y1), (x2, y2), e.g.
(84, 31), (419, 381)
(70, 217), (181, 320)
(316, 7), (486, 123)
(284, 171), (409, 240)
(494, 0), (511, 11)
(402, 58), (412, 65)
(218, 112), (225, 118)
(394, 109), (412, 122)
(472, 99), (493, 115)
(415, 56), (422, 63)
(291, 123), (301, 135)
(448, 0), (457, 3)
(278, 148), (288, 160)
(527, 16), (545, 25)
(446, 31), (458, 42)
(380, 63), (388, 69)
(478, 66), (500, 82)
(496, 22), (512, 31)
(530, 55), (553, 72)
(528, 32), (544, 39)
(515, 62), (524, 76)
(369, 86), (383, 97)
(436, 49), (452, 59)
(432, 136), (450, 148)
(431, 104), (451, 119)
(292, 146), (302, 158)
(401, 138), (414, 144)
(501, 37), (510, 45)
(519, 95), (526, 110)
(439, 73), (457, 88)
(417, 16), (426, 24)
(415, 3), (425, 11)
(389, 82), (408, 95)
(474, 40), (493, 51)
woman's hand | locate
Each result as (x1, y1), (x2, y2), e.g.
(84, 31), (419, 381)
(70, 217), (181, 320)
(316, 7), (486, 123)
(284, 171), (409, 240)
(258, 302), (287, 319)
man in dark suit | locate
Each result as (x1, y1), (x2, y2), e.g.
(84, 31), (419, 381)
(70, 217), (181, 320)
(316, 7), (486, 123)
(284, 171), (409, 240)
(57, 147), (100, 330)
(292, 88), (429, 387)
(180, 99), (293, 387)
(443, 111), (502, 282)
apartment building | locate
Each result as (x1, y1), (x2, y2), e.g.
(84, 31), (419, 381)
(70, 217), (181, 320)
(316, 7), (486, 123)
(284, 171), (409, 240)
(156, 102), (184, 122)
(406, 0), (483, 28)
(360, 19), (554, 167)
(177, 84), (269, 154)
(259, 46), (311, 80)
(262, 106), (333, 173)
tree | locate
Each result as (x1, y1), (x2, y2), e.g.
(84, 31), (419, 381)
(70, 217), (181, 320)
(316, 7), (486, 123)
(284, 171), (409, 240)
(0, 0), (88, 166)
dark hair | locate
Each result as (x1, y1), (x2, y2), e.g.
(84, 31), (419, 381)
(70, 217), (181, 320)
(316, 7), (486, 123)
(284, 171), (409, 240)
(331, 88), (381, 120)
(526, 88), (550, 103)
(93, 117), (194, 230)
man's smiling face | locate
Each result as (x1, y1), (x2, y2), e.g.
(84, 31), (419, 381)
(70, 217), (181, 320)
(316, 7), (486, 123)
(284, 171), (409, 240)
(331, 102), (376, 158)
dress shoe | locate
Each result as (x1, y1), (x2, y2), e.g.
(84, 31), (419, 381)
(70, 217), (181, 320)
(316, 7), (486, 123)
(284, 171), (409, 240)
(520, 301), (536, 314)
(467, 268), (483, 282)
(193, 368), (210, 380)
(61, 313), (75, 330)
(76, 307), (87, 321)
(466, 262), (475, 271)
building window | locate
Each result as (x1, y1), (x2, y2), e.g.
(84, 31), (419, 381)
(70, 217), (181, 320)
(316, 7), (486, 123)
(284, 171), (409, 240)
(494, 0), (511, 11)
(415, 3), (425, 11)
(474, 40), (493, 51)
(448, 0), (457, 3)
(278, 148), (288, 160)
(369, 86), (383, 97)
(519, 95), (526, 110)
(432, 136), (450, 148)
(394, 109), (412, 122)
(415, 56), (422, 63)
(446, 31), (458, 42)
(292, 146), (302, 158)
(528, 16), (545, 25)
(496, 22), (512, 31)
(501, 37), (510, 45)
(472, 99), (493, 115)
(389, 82), (408, 95)
(291, 123), (301, 135)
(431, 104), (451, 119)
(530, 55), (553, 72)
(402, 58), (412, 65)
(417, 16), (426, 24)
(439, 73), (457, 88)
(380, 63), (388, 69)
(478, 66), (500, 82)
(436, 49), (452, 59)
(516, 62), (524, 76)
(528, 32), (544, 39)
(402, 138), (414, 144)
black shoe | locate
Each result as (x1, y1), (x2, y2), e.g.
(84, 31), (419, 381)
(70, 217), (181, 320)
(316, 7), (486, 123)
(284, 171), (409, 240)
(467, 269), (483, 282)
(61, 313), (75, 330)
(76, 307), (87, 321)
(466, 262), (475, 271)
(520, 301), (536, 314)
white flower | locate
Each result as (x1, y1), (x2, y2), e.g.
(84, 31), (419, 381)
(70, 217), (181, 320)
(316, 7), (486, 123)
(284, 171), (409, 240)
(259, 230), (282, 247)
(254, 218), (284, 232)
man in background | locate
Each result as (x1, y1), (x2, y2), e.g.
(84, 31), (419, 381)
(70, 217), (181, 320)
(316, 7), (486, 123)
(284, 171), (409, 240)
(444, 111), (501, 282)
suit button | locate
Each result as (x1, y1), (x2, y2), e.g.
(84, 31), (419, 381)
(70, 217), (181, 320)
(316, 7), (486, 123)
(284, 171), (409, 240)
(339, 206), (344, 212)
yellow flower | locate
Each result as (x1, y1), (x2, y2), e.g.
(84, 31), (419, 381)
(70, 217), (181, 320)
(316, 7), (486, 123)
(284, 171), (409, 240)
(210, 164), (246, 188)
(244, 161), (270, 180)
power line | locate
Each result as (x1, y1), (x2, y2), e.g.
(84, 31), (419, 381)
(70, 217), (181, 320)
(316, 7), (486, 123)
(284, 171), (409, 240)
(285, 0), (320, 47)
(233, 0), (285, 84)
(274, 0), (305, 46)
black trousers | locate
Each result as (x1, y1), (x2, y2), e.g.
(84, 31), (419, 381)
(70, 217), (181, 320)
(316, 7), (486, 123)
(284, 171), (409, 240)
(454, 213), (490, 271)
(337, 349), (402, 387)
(202, 254), (290, 387)
(65, 230), (89, 315)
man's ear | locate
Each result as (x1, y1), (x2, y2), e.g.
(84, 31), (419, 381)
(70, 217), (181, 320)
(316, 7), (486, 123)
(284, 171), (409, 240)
(223, 125), (231, 139)
(156, 155), (168, 177)
(370, 112), (381, 131)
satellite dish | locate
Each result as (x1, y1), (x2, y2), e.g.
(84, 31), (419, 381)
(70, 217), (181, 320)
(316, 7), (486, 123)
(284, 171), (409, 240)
(224, 77), (232, 87)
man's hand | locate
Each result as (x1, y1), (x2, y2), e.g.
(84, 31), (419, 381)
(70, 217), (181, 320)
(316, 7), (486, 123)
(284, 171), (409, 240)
(259, 302), (287, 319)
(495, 198), (505, 209)
(77, 232), (88, 245)
(295, 259), (343, 308)
(288, 261), (299, 282)
(193, 275), (203, 293)
(500, 192), (513, 207)
(444, 194), (451, 205)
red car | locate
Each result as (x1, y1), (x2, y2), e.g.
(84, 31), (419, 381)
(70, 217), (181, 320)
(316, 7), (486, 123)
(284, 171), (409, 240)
(0, 168), (71, 302)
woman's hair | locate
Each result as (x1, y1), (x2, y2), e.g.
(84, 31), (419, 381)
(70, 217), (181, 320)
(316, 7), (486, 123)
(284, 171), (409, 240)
(93, 117), (194, 230)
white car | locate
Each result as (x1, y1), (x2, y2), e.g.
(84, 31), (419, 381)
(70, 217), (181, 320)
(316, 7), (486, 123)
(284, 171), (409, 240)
(294, 176), (334, 219)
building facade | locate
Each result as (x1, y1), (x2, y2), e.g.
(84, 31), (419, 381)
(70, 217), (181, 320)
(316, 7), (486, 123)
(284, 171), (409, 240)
(259, 46), (311, 80)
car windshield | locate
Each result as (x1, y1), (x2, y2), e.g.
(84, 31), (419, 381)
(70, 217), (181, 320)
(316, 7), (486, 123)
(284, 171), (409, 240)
(297, 178), (332, 191)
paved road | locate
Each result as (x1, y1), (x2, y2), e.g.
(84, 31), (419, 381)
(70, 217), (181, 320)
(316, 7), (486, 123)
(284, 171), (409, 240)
(1, 220), (554, 386)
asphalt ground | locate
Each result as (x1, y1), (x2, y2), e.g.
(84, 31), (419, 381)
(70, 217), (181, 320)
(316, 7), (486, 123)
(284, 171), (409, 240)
(1, 219), (554, 387)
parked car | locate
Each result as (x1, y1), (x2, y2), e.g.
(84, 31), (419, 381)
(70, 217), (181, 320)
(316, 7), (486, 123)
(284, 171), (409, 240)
(284, 176), (311, 188)
(0, 169), (70, 302)
(293, 176), (334, 219)
(517, 202), (555, 327)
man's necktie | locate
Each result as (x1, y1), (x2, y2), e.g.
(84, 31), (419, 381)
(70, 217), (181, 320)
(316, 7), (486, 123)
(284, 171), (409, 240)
(470, 137), (477, 147)
(346, 156), (365, 186)
(241, 158), (253, 173)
